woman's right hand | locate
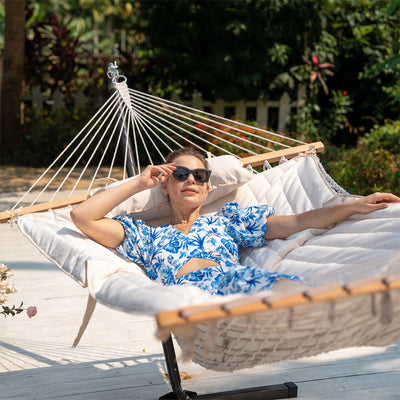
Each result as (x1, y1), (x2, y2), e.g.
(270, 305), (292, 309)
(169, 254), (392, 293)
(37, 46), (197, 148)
(137, 163), (176, 190)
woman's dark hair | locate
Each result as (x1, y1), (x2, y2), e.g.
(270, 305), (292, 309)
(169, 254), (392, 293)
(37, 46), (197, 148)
(165, 148), (208, 168)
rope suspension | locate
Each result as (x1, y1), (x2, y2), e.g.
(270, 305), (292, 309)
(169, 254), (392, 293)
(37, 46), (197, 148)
(8, 62), (306, 213)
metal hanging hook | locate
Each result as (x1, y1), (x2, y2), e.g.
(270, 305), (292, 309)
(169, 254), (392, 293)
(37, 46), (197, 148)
(106, 61), (127, 84)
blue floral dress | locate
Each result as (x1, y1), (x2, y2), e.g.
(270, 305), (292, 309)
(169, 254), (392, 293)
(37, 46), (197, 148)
(114, 202), (300, 295)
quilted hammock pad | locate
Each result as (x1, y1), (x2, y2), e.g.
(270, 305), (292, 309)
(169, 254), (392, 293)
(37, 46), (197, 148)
(17, 154), (400, 369)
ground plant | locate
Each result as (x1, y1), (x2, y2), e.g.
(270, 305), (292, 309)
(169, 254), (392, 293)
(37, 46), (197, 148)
(0, 263), (37, 318)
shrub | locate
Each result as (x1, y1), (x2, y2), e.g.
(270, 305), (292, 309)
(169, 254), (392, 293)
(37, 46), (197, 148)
(361, 120), (400, 154)
(322, 146), (399, 196)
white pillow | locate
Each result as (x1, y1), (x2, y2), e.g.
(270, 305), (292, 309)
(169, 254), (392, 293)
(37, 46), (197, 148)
(102, 155), (254, 220)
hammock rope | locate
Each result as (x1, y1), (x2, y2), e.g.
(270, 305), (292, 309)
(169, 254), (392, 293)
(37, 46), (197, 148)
(9, 78), (305, 211)
(129, 87), (305, 147)
(128, 86), (295, 159)
(12, 91), (120, 210)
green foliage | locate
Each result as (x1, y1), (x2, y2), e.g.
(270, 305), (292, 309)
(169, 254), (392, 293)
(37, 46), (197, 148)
(130, 0), (400, 147)
(289, 90), (354, 143)
(324, 147), (399, 195)
(361, 120), (400, 153)
(1, 302), (24, 318)
(322, 120), (400, 195)
(6, 107), (99, 166)
(0, 1), (5, 50)
(2, 0), (400, 172)
(135, 0), (323, 100)
(25, 8), (108, 106)
(7, 105), (131, 167)
(286, 0), (400, 145)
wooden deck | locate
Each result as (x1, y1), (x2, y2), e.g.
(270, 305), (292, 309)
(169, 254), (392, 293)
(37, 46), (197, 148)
(1, 204), (400, 399)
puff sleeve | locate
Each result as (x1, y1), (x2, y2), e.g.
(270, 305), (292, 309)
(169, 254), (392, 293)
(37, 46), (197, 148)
(220, 202), (274, 248)
(113, 215), (155, 275)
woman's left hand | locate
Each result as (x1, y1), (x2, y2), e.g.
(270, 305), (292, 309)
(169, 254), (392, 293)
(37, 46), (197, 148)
(355, 192), (400, 214)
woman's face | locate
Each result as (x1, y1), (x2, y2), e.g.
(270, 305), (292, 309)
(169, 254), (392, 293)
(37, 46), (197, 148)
(161, 154), (210, 209)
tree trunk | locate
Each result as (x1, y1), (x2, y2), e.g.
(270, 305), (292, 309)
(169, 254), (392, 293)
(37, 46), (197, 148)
(0, 0), (25, 158)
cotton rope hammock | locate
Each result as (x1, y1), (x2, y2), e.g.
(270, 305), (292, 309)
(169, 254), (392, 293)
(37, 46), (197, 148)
(2, 62), (400, 400)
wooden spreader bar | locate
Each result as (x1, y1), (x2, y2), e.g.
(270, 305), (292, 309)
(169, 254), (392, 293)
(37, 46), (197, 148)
(0, 193), (89, 223)
(0, 142), (323, 224)
(156, 272), (400, 339)
(240, 141), (324, 167)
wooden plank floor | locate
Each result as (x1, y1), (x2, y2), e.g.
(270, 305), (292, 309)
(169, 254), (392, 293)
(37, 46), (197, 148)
(1, 206), (400, 399)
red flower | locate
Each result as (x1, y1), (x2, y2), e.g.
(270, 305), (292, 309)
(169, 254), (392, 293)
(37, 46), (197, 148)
(27, 306), (37, 318)
(342, 90), (348, 95)
(311, 55), (319, 65)
(194, 123), (204, 131)
(302, 54), (335, 95)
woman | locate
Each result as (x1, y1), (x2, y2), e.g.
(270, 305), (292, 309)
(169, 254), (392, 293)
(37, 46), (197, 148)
(71, 148), (400, 295)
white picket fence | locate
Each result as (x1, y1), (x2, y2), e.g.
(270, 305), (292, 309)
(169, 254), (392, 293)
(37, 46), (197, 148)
(25, 86), (304, 131)
(172, 89), (304, 131)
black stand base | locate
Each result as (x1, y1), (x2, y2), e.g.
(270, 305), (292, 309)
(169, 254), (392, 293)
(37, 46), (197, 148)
(160, 390), (197, 400)
(160, 336), (298, 400)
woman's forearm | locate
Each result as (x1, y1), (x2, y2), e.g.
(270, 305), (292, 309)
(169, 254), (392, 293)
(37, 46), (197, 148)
(297, 200), (360, 230)
(70, 177), (146, 248)
(265, 201), (358, 240)
(266, 192), (400, 240)
(71, 176), (144, 223)
(71, 163), (175, 223)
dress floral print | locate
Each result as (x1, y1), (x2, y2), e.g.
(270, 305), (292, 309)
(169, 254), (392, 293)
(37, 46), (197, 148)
(114, 202), (300, 295)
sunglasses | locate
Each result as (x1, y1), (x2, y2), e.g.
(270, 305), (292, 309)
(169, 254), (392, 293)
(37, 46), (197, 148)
(172, 166), (212, 184)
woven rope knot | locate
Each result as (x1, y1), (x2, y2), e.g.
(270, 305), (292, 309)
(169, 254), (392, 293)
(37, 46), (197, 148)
(6, 207), (23, 227)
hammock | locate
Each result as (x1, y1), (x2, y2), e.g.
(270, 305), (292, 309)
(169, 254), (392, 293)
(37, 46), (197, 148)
(2, 63), (399, 400)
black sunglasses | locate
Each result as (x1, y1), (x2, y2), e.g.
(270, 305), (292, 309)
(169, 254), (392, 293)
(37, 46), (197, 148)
(172, 166), (212, 183)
